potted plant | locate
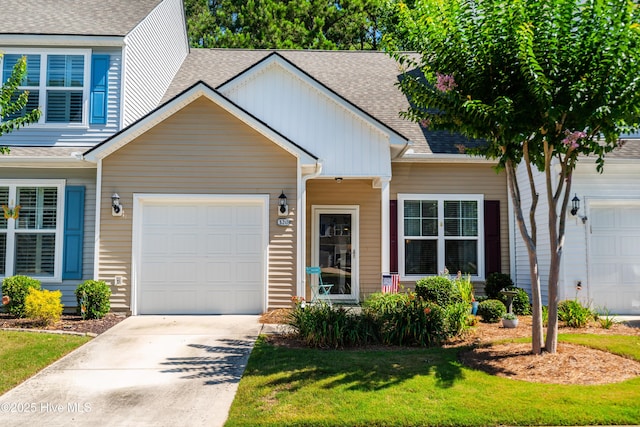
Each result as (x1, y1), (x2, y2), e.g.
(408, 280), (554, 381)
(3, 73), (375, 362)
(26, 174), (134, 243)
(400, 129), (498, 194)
(502, 313), (518, 328)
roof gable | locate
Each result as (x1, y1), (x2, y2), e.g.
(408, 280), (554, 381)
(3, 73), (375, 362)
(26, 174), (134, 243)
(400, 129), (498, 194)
(84, 81), (317, 164)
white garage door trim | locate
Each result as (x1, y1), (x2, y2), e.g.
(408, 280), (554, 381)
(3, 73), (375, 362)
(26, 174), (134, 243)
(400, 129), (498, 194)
(587, 198), (640, 314)
(131, 194), (269, 315)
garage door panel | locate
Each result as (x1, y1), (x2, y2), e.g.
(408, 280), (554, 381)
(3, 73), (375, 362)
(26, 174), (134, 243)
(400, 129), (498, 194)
(144, 206), (170, 226)
(236, 205), (263, 225)
(206, 234), (232, 253)
(138, 197), (266, 315)
(591, 236), (616, 256)
(206, 206), (233, 225)
(590, 204), (640, 314)
(204, 262), (232, 281)
(237, 233), (262, 254)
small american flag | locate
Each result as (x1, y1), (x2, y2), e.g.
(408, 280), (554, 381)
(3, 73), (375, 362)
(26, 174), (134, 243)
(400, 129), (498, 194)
(382, 273), (400, 293)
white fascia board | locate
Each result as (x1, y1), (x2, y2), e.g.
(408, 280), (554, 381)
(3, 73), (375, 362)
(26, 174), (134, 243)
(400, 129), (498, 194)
(395, 152), (498, 164)
(218, 54), (409, 147)
(0, 34), (125, 47)
(84, 83), (317, 165)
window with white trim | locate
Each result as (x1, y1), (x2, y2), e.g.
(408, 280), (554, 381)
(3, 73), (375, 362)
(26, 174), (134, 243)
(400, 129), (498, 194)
(0, 181), (64, 280)
(1, 50), (89, 125)
(399, 194), (484, 279)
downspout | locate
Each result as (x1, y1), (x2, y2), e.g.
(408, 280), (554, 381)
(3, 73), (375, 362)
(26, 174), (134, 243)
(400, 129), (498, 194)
(297, 159), (324, 298)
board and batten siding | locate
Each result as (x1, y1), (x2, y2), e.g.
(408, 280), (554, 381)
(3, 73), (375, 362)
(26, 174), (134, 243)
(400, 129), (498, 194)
(122, 0), (189, 127)
(390, 162), (510, 280)
(0, 49), (122, 147)
(222, 62), (392, 178)
(306, 179), (381, 299)
(0, 168), (96, 307)
(99, 97), (297, 312)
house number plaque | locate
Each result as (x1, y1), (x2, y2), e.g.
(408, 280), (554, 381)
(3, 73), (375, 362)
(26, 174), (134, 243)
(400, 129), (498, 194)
(277, 218), (291, 226)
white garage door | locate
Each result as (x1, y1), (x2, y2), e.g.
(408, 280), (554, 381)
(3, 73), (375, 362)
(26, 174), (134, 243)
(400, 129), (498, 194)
(136, 196), (267, 314)
(589, 203), (640, 314)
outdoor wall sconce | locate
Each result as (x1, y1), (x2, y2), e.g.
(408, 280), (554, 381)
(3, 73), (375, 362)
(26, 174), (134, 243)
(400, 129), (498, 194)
(571, 194), (580, 216)
(278, 191), (288, 216)
(112, 193), (123, 217)
(570, 194), (587, 223)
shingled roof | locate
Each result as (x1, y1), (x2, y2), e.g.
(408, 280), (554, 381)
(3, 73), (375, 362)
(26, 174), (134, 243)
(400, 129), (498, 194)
(162, 49), (482, 155)
(0, 0), (163, 36)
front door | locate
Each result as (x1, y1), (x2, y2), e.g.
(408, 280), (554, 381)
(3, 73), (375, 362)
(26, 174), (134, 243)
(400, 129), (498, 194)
(312, 206), (359, 300)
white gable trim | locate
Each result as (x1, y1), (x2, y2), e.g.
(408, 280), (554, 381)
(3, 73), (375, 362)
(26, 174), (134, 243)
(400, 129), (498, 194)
(83, 82), (318, 164)
(218, 53), (409, 148)
(0, 35), (125, 47)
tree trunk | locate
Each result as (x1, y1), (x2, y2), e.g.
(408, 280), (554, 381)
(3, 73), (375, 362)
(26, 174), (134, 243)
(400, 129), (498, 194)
(505, 160), (544, 354)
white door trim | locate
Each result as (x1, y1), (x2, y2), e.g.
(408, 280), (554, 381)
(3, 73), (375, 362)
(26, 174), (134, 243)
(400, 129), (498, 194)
(131, 193), (269, 315)
(311, 205), (359, 301)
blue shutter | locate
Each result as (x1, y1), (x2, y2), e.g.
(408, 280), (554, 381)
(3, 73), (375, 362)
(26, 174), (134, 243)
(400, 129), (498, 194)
(62, 186), (85, 280)
(90, 55), (109, 125)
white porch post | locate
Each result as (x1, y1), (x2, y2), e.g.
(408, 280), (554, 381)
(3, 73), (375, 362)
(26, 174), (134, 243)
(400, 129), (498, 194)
(379, 178), (391, 274)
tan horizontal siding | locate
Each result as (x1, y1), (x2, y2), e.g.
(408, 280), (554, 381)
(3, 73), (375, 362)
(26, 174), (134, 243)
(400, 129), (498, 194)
(391, 162), (510, 281)
(306, 179), (381, 300)
(100, 97), (297, 312)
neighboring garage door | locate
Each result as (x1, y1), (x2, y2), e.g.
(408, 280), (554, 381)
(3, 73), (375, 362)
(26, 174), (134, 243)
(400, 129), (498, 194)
(589, 202), (640, 314)
(136, 195), (267, 314)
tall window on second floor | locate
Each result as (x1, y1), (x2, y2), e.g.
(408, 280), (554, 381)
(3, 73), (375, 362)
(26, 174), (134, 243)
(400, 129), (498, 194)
(1, 51), (89, 125)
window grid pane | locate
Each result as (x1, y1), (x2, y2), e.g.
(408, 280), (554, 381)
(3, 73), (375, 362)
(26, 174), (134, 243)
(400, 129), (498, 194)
(15, 233), (56, 277)
(47, 55), (84, 87)
(16, 187), (57, 230)
(0, 233), (5, 275)
(405, 239), (437, 275)
(444, 200), (478, 237)
(4, 90), (39, 122)
(445, 240), (478, 275)
(46, 91), (83, 123)
(0, 187), (8, 229)
(2, 54), (40, 86)
(404, 200), (437, 237)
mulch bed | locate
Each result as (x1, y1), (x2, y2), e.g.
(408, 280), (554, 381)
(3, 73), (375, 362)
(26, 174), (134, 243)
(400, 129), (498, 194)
(260, 308), (640, 385)
(0, 312), (126, 336)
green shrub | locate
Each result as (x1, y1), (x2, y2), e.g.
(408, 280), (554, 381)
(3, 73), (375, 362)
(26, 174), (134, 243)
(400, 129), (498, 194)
(415, 276), (460, 307)
(1, 275), (42, 318)
(499, 287), (531, 315)
(542, 305), (549, 327)
(372, 296), (449, 346)
(289, 291), (469, 348)
(25, 288), (63, 326)
(452, 274), (474, 304)
(558, 299), (594, 328)
(75, 280), (111, 319)
(477, 299), (506, 323)
(288, 303), (375, 348)
(484, 272), (514, 299)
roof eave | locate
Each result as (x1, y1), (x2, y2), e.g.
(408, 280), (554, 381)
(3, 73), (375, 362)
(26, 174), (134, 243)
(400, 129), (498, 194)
(0, 156), (95, 168)
(395, 152), (498, 163)
(0, 34), (125, 47)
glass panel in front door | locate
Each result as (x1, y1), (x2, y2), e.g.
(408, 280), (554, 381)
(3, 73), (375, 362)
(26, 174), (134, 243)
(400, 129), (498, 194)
(319, 213), (351, 295)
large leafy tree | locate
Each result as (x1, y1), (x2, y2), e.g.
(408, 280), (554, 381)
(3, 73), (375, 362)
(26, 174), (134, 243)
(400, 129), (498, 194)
(1, 55), (41, 153)
(387, 0), (640, 354)
(185, 0), (387, 49)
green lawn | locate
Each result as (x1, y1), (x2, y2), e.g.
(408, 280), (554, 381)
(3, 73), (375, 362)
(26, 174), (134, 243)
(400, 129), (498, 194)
(226, 334), (640, 426)
(0, 331), (91, 394)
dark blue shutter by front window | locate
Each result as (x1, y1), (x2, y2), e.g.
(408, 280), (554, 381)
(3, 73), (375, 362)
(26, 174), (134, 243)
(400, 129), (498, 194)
(62, 186), (85, 280)
(90, 55), (109, 125)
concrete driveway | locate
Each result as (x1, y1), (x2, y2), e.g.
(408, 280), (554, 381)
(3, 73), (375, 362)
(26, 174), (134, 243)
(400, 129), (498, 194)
(0, 315), (262, 427)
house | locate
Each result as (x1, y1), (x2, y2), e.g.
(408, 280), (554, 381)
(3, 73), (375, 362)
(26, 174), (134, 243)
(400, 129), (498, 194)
(1, 1), (509, 314)
(512, 137), (640, 315)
